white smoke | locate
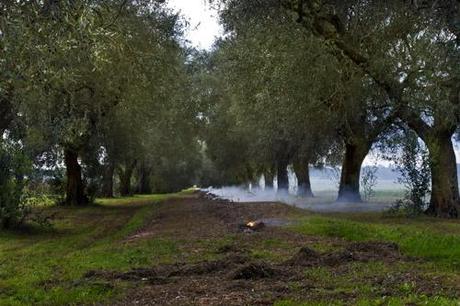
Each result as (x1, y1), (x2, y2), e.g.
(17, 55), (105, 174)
(202, 185), (391, 213)
(202, 165), (402, 212)
(204, 186), (296, 203)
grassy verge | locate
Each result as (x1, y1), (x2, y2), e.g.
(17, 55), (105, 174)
(280, 213), (460, 305)
(290, 213), (460, 270)
(0, 193), (179, 305)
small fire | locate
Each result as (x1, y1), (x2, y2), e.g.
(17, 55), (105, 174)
(240, 220), (265, 232)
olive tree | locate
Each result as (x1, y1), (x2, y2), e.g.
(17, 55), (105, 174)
(11, 1), (185, 205)
(281, 0), (460, 216)
(213, 1), (340, 194)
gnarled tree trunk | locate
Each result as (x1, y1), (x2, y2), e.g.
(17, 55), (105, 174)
(293, 162), (314, 197)
(137, 162), (152, 194)
(265, 171), (274, 189)
(337, 142), (370, 203)
(64, 149), (88, 206)
(277, 160), (289, 194)
(285, 0), (459, 217)
(424, 132), (460, 217)
(406, 117), (460, 218)
(102, 161), (115, 198)
(119, 161), (136, 197)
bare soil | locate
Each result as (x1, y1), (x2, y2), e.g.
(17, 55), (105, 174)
(85, 192), (459, 305)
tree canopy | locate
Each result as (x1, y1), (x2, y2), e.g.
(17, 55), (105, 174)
(1, 0), (460, 229)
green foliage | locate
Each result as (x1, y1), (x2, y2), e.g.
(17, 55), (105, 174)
(0, 139), (31, 229)
(0, 139), (55, 229)
(200, 4), (342, 182)
(389, 131), (431, 217)
(360, 165), (378, 202)
(1, 1), (201, 200)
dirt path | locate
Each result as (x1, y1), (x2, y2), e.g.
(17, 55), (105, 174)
(86, 192), (458, 305)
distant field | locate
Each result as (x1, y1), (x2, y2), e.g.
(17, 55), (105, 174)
(310, 178), (404, 192)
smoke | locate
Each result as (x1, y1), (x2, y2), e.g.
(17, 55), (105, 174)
(201, 166), (403, 212)
(202, 185), (391, 213)
(204, 186), (296, 204)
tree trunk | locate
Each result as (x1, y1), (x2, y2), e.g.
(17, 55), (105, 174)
(425, 133), (460, 218)
(0, 97), (13, 135)
(250, 177), (260, 191)
(265, 171), (274, 189)
(119, 160), (137, 197)
(102, 161), (114, 198)
(137, 163), (152, 194)
(293, 161), (314, 197)
(64, 149), (88, 206)
(119, 167), (134, 197)
(337, 142), (370, 203)
(277, 160), (289, 194)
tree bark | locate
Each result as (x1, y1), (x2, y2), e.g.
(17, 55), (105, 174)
(0, 96), (14, 135)
(265, 171), (274, 189)
(406, 117), (460, 218)
(64, 149), (88, 206)
(337, 142), (370, 203)
(277, 160), (289, 194)
(137, 163), (152, 194)
(119, 161), (136, 196)
(424, 133), (460, 217)
(102, 161), (115, 198)
(248, 177), (258, 191)
(293, 161), (314, 197)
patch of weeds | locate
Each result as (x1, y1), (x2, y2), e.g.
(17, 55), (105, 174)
(310, 242), (341, 253)
(304, 266), (334, 287)
(398, 281), (417, 295)
(262, 238), (290, 248)
(251, 249), (284, 262)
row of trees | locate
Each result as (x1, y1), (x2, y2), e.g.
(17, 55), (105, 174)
(1, 0), (202, 228)
(201, 0), (460, 218)
(1, 0), (459, 228)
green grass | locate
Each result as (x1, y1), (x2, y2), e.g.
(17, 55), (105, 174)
(280, 207), (460, 305)
(0, 193), (180, 306)
(371, 189), (405, 203)
(275, 296), (460, 306)
(291, 214), (460, 270)
(3, 190), (460, 305)
(96, 194), (174, 206)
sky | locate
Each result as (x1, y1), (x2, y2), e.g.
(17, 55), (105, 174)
(167, 0), (223, 50)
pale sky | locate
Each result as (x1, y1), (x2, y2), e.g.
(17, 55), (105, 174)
(167, 0), (223, 50)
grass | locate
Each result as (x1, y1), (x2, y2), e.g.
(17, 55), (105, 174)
(0, 193), (180, 306)
(279, 196), (460, 305)
(275, 296), (460, 306)
(2, 189), (460, 305)
(291, 214), (460, 270)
